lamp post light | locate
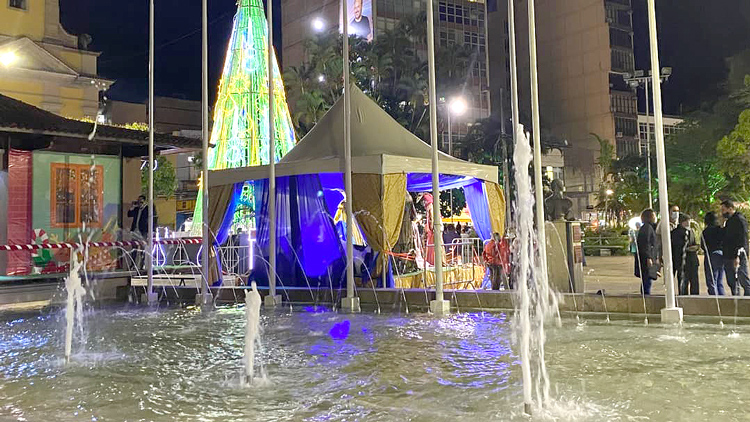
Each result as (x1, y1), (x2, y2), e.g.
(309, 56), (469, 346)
(311, 17), (325, 32)
(624, 67), (671, 210)
(445, 96), (467, 222)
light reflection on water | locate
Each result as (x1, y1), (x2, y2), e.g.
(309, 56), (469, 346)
(0, 305), (749, 421)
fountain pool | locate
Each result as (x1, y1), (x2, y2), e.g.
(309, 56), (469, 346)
(1, 306), (749, 421)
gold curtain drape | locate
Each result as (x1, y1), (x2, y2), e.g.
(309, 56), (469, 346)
(352, 173), (407, 276)
(206, 184), (236, 285)
(485, 181), (506, 236)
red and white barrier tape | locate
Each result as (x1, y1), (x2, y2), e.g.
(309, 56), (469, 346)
(0, 237), (202, 252)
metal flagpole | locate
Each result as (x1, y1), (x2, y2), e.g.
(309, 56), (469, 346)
(198, 0), (212, 309)
(527, 0), (548, 282)
(448, 112), (453, 223)
(145, 0), (157, 305)
(508, 0), (531, 414)
(341, 0), (360, 312)
(644, 83), (653, 209)
(647, 0), (681, 323)
(264, 0), (281, 307)
(427, 0), (449, 315)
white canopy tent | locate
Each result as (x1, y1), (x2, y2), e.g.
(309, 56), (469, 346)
(208, 85), (497, 187)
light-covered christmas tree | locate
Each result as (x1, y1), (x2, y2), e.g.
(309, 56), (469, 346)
(192, 0), (296, 233)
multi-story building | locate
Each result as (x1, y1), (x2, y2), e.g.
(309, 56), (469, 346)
(488, 0), (638, 217)
(280, 0), (491, 155)
(637, 113), (683, 155)
(0, 0), (111, 119)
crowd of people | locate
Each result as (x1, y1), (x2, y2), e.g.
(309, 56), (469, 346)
(634, 200), (750, 296)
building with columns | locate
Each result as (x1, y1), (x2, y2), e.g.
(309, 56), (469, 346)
(0, 0), (111, 119)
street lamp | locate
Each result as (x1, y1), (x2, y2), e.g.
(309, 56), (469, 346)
(311, 17), (325, 32)
(605, 188), (614, 227)
(317, 74), (326, 83)
(443, 96), (467, 222)
(624, 67), (671, 209)
(445, 96), (467, 157)
(0, 51), (17, 67)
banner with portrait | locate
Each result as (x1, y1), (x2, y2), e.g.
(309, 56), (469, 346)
(340, 0), (374, 42)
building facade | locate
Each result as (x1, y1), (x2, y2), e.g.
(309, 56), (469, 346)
(488, 0), (638, 217)
(104, 97), (203, 229)
(280, 0), (491, 152)
(637, 113), (683, 155)
(0, 0), (111, 119)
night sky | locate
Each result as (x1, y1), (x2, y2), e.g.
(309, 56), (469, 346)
(59, 0), (750, 114)
(59, 0), (281, 104)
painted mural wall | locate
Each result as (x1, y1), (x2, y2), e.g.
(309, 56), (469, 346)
(29, 151), (122, 273)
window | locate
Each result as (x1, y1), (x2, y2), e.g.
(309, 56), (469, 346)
(51, 163), (104, 228)
(610, 94), (636, 114)
(611, 49), (634, 72)
(609, 28), (632, 49)
(615, 117), (637, 137)
(9, 0), (26, 9)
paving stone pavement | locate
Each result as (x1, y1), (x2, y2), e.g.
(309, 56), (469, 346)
(583, 255), (713, 296)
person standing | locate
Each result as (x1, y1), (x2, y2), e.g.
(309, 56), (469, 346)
(127, 195), (157, 236)
(635, 209), (658, 295)
(671, 213), (700, 295)
(483, 232), (505, 290)
(655, 204), (680, 260)
(701, 211), (725, 295)
(127, 195), (157, 270)
(721, 200), (750, 296)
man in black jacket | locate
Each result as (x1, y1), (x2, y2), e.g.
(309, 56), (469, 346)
(635, 209), (658, 295)
(721, 200), (750, 296)
(127, 195), (157, 236)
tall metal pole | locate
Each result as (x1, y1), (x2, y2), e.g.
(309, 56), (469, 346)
(527, 0), (548, 280)
(264, 0), (281, 307)
(146, 0), (156, 305)
(199, 0), (211, 308)
(646, 0), (681, 323)
(508, 0), (531, 414)
(427, 0), (448, 315)
(508, 3), (520, 137)
(448, 112), (453, 223)
(644, 82), (653, 209)
(499, 87), (511, 235)
(341, 0), (359, 312)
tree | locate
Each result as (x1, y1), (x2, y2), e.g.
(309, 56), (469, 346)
(141, 156), (177, 199)
(717, 109), (750, 192)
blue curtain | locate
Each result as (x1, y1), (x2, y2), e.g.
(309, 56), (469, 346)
(406, 174), (477, 192)
(216, 182), (244, 245)
(318, 172), (345, 216)
(250, 175), (346, 288)
(464, 180), (492, 241)
(295, 174), (347, 278)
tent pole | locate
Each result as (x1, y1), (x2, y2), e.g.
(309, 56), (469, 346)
(264, 0), (281, 307)
(198, 0), (212, 309)
(427, 0), (449, 315)
(145, 0), (157, 306)
(527, 0), (548, 283)
(647, 0), (681, 323)
(341, 0), (360, 313)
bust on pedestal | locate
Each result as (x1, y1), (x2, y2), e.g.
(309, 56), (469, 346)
(543, 179), (584, 293)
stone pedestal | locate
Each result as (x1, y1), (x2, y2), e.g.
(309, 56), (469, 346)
(430, 299), (450, 315)
(545, 220), (584, 293)
(195, 292), (213, 310)
(142, 292), (159, 306)
(263, 294), (282, 307)
(661, 307), (683, 324)
(341, 296), (361, 313)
